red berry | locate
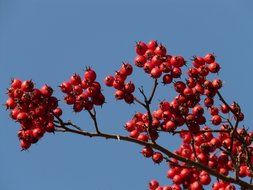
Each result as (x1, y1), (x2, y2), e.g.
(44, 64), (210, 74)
(114, 90), (125, 100)
(45, 122), (55, 132)
(171, 67), (182, 78)
(208, 62), (220, 73)
(60, 82), (72, 93)
(124, 82), (135, 93)
(84, 68), (96, 82)
(32, 127), (44, 139)
(11, 79), (22, 89)
(151, 67), (162, 78)
(135, 41), (148, 55)
(220, 104), (229, 114)
(152, 152), (163, 164)
(212, 79), (222, 89)
(151, 55), (163, 66)
(173, 175), (183, 185)
(204, 97), (214, 107)
(64, 94), (76, 105)
(70, 74), (82, 85)
(192, 105), (204, 116)
(137, 134), (149, 142)
(5, 98), (16, 109)
(53, 108), (63, 116)
(190, 181), (202, 190)
(171, 56), (185, 67)
(174, 81), (186, 93)
(92, 93), (105, 106)
(162, 74), (173, 84)
(120, 63), (133, 76)
(142, 146), (153, 158)
(124, 93), (134, 104)
(199, 172), (211, 185)
(147, 40), (158, 51)
(134, 55), (146, 67)
(17, 112), (29, 121)
(149, 180), (159, 190)
(130, 129), (139, 138)
(211, 115), (222, 125)
(209, 106), (219, 115)
(21, 80), (34, 92)
(20, 140), (31, 150)
(154, 44), (166, 56)
(192, 56), (205, 68)
(163, 121), (176, 132)
(104, 76), (114, 87)
(204, 53), (215, 64)
(40, 85), (53, 97)
(112, 79), (124, 90)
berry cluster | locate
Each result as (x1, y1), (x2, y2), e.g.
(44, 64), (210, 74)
(6, 79), (61, 150)
(60, 68), (105, 112)
(118, 41), (253, 189)
(134, 40), (185, 82)
(104, 63), (135, 104)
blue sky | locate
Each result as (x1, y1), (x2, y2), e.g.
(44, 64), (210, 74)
(0, 0), (253, 189)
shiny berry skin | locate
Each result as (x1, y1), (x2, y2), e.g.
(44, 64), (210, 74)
(20, 140), (31, 150)
(162, 74), (173, 84)
(120, 63), (133, 76)
(5, 98), (16, 109)
(104, 76), (114, 87)
(70, 74), (82, 85)
(11, 79), (22, 89)
(124, 82), (135, 93)
(92, 93), (105, 106)
(220, 104), (229, 114)
(32, 127), (44, 139)
(154, 44), (167, 56)
(17, 112), (29, 121)
(204, 53), (215, 64)
(208, 62), (220, 73)
(147, 40), (158, 50)
(21, 80), (34, 92)
(53, 108), (63, 116)
(152, 152), (163, 164)
(60, 82), (72, 93)
(84, 68), (96, 82)
(173, 175), (183, 185)
(114, 90), (125, 100)
(134, 55), (146, 67)
(190, 181), (202, 190)
(124, 93), (134, 104)
(171, 56), (185, 67)
(142, 146), (153, 158)
(40, 85), (53, 97)
(135, 41), (148, 55)
(149, 180), (159, 190)
(211, 115), (222, 125)
(192, 56), (205, 68)
(151, 67), (162, 78)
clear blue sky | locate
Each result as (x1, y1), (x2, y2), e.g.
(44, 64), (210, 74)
(0, 0), (253, 189)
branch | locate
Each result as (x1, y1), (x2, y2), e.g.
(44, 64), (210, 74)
(148, 79), (158, 104)
(54, 119), (253, 189)
(88, 108), (101, 134)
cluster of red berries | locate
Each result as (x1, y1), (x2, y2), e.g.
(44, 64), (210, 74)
(119, 41), (253, 189)
(6, 79), (62, 150)
(149, 179), (180, 190)
(60, 68), (105, 112)
(104, 63), (135, 104)
(134, 40), (185, 82)
(149, 177), (237, 190)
